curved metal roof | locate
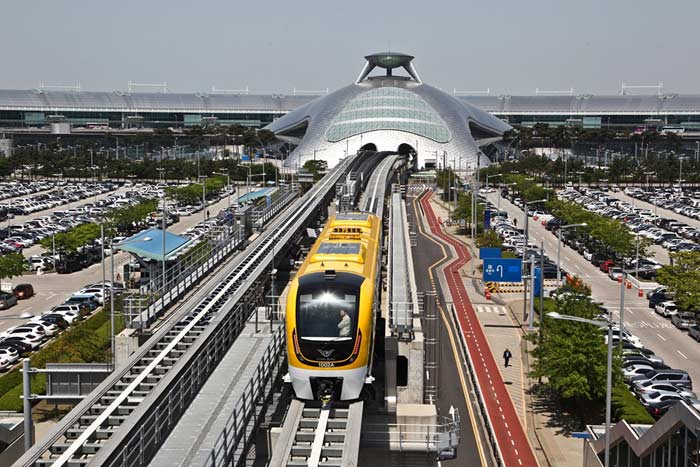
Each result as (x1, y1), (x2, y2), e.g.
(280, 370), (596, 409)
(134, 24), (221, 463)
(0, 89), (315, 113)
(459, 94), (700, 115)
(2, 88), (700, 115)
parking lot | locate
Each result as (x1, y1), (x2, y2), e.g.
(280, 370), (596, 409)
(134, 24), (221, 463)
(0, 186), (243, 337)
(485, 191), (700, 395)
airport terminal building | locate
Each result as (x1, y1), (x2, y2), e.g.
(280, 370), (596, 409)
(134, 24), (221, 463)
(2, 53), (700, 164)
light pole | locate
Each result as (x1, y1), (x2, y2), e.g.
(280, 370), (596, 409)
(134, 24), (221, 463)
(547, 311), (613, 467)
(199, 175), (208, 222)
(522, 199), (547, 323)
(556, 223), (587, 289)
(213, 171), (231, 215)
(157, 168), (167, 292)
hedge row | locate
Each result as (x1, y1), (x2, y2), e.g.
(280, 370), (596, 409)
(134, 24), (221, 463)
(0, 308), (125, 411)
(611, 385), (655, 424)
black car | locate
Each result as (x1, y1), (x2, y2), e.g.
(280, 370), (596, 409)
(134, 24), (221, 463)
(37, 315), (70, 330)
(648, 291), (669, 309)
(545, 218), (562, 231)
(646, 399), (681, 419)
(0, 339), (32, 354)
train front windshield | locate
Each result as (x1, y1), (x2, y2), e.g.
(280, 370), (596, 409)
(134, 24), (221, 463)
(296, 273), (362, 341)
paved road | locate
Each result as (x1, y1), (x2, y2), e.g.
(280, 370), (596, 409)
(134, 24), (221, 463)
(486, 192), (700, 387)
(0, 189), (243, 333)
(421, 192), (538, 467)
(407, 193), (486, 467)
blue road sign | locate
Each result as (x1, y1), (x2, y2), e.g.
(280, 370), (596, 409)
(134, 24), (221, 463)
(479, 247), (502, 259)
(571, 432), (592, 439)
(483, 258), (522, 282)
(534, 267), (542, 297)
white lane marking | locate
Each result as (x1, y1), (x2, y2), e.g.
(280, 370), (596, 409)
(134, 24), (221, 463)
(677, 351), (688, 360)
(45, 292), (57, 301)
(625, 307), (635, 315)
(657, 333), (667, 342)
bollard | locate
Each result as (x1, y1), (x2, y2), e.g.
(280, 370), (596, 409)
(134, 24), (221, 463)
(617, 276), (622, 283)
(485, 289), (491, 300)
(626, 280), (632, 289)
(638, 288), (644, 297)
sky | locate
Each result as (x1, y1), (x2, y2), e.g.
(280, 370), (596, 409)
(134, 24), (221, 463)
(1, 0), (699, 95)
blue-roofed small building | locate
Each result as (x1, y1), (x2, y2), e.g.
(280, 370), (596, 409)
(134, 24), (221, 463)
(115, 228), (191, 289)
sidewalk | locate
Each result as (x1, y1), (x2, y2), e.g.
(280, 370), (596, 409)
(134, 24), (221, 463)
(429, 198), (582, 467)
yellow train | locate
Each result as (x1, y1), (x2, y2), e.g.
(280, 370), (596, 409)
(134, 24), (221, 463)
(285, 211), (381, 401)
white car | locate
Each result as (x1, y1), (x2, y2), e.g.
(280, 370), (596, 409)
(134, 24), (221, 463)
(74, 289), (105, 305)
(0, 347), (19, 364)
(655, 301), (678, 318)
(623, 364), (655, 380)
(44, 309), (79, 324)
(22, 322), (58, 337)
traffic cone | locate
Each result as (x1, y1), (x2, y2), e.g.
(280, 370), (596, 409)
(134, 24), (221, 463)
(485, 289), (492, 300)
(638, 288), (644, 297)
(627, 280), (632, 289)
(617, 276), (622, 283)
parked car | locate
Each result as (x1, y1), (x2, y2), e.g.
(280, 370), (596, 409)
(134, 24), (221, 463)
(671, 312), (695, 330)
(12, 284), (34, 300)
(0, 339), (31, 355)
(0, 292), (17, 310)
(34, 314), (70, 329)
(655, 301), (678, 317)
(631, 369), (692, 390)
(634, 381), (696, 400)
(64, 295), (100, 311)
(623, 364), (655, 381)
(689, 324), (700, 342)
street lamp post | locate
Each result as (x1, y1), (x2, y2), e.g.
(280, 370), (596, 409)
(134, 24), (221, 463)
(556, 223), (587, 289)
(522, 199), (547, 323)
(547, 312), (613, 467)
(199, 175), (208, 222)
(213, 171), (231, 214)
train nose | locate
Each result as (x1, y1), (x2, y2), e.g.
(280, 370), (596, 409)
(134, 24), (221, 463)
(311, 377), (344, 401)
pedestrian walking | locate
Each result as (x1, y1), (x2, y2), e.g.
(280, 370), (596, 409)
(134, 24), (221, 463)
(503, 348), (512, 368)
(513, 217), (518, 227)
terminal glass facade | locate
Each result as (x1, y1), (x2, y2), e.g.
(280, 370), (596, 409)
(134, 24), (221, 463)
(325, 87), (451, 143)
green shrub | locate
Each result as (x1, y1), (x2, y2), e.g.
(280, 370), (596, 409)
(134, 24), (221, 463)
(611, 385), (655, 424)
(0, 308), (125, 411)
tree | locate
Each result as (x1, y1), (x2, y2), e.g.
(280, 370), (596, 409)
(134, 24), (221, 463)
(41, 224), (101, 254)
(108, 200), (158, 235)
(656, 251), (700, 313)
(303, 160), (328, 181)
(0, 254), (27, 280)
(476, 230), (502, 248)
(527, 295), (621, 414)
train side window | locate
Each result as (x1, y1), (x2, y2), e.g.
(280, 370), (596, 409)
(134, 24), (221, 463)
(396, 356), (408, 387)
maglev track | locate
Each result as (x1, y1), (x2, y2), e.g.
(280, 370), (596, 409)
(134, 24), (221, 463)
(16, 155), (359, 467)
(359, 153), (401, 217)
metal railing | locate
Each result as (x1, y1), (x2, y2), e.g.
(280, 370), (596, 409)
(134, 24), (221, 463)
(250, 185), (299, 230)
(124, 224), (246, 328)
(361, 412), (461, 455)
(204, 324), (286, 467)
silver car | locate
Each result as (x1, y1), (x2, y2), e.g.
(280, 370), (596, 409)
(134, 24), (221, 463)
(671, 312), (695, 330)
(634, 381), (696, 400)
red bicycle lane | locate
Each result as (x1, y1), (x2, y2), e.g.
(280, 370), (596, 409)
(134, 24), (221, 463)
(420, 192), (538, 467)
